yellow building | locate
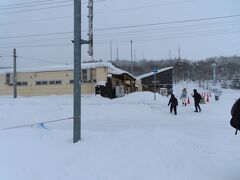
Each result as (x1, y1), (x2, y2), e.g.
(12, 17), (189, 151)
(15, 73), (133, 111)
(0, 62), (136, 96)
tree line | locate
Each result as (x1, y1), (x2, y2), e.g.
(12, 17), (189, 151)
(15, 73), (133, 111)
(109, 56), (240, 89)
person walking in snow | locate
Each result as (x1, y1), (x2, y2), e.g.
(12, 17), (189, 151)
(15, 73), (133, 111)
(168, 94), (178, 115)
(180, 88), (187, 106)
(230, 98), (240, 134)
(192, 89), (202, 112)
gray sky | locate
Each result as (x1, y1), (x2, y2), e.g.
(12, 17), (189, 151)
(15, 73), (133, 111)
(0, 0), (240, 68)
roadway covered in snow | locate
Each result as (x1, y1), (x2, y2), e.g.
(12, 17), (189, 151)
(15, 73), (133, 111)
(0, 83), (240, 180)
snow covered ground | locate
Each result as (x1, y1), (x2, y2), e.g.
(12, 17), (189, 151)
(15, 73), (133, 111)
(1, 82), (240, 180)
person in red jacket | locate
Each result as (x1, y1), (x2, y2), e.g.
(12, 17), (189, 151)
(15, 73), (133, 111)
(168, 94), (178, 115)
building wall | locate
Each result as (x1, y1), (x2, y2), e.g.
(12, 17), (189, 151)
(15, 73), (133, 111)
(141, 69), (172, 85)
(135, 80), (142, 91)
(141, 69), (173, 92)
(0, 69), (102, 96)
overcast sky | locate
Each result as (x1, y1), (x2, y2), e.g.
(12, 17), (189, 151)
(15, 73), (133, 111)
(0, 0), (240, 68)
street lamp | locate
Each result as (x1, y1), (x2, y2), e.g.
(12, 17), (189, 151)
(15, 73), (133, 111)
(212, 60), (219, 86)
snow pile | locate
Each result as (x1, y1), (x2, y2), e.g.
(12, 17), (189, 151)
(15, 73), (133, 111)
(0, 83), (240, 180)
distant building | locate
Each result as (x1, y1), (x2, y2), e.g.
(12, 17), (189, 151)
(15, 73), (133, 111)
(136, 67), (173, 94)
(0, 62), (136, 97)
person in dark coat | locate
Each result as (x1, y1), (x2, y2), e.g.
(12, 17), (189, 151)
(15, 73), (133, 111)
(230, 98), (240, 133)
(168, 94), (178, 115)
(106, 76), (113, 99)
(192, 89), (202, 112)
(231, 98), (240, 118)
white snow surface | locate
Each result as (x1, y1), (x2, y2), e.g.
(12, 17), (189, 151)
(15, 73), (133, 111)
(1, 82), (240, 180)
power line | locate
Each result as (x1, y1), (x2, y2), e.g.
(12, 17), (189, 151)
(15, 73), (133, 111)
(0, 43), (71, 49)
(1, 14), (239, 40)
(102, 29), (240, 44)
(0, 0), (73, 10)
(0, 0), (106, 14)
(0, 4), (73, 15)
(1, 28), (240, 49)
(95, 0), (200, 14)
(94, 14), (240, 31)
(0, 53), (69, 65)
(0, 36), (73, 46)
(0, 0), (58, 7)
(93, 19), (240, 37)
(0, 0), (197, 26)
(0, 0), (193, 12)
(18, 55), (69, 65)
(0, 31), (72, 40)
(0, 0), (99, 8)
(0, 15), (239, 48)
(92, 28), (240, 44)
(1, 19), (239, 46)
(0, 16), (72, 26)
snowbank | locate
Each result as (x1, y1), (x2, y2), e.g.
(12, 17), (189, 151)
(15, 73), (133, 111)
(0, 83), (240, 180)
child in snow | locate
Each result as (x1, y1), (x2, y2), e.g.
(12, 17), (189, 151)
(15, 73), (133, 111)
(168, 94), (178, 115)
(180, 88), (187, 106)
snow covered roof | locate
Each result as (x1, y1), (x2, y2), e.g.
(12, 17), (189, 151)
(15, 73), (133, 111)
(0, 62), (135, 79)
(136, 67), (173, 80)
(106, 64), (135, 79)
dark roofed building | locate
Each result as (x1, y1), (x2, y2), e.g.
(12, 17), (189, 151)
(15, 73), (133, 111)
(136, 67), (173, 94)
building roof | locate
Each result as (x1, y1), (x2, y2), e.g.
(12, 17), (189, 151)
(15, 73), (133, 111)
(136, 67), (173, 80)
(0, 62), (135, 79)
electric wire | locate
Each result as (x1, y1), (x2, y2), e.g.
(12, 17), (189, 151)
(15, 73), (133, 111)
(104, 29), (240, 44)
(94, 14), (240, 31)
(93, 19), (240, 37)
(93, 25), (240, 42)
(0, 0), (62, 7)
(95, 0), (200, 14)
(0, 53), (69, 65)
(0, 0), (106, 14)
(0, 36), (73, 46)
(1, 28), (240, 49)
(0, 0), (73, 10)
(0, 0), (102, 8)
(1, 19), (239, 46)
(17, 55), (69, 65)
(0, 16), (72, 26)
(0, 0), (199, 26)
(0, 14), (239, 40)
(0, 31), (73, 40)
(1, 21), (239, 47)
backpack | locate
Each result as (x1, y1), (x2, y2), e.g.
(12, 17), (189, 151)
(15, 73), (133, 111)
(197, 93), (204, 104)
(230, 98), (240, 135)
